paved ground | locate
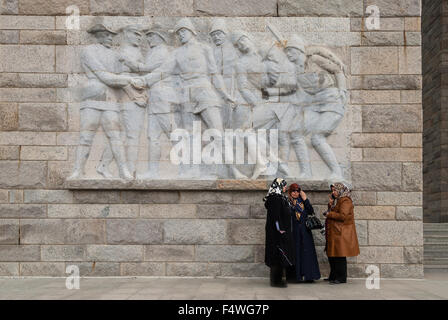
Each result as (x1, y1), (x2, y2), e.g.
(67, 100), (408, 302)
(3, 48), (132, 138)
(0, 272), (447, 300)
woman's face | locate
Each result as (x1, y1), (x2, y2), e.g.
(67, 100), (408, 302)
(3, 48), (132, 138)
(291, 190), (299, 199)
(331, 187), (339, 198)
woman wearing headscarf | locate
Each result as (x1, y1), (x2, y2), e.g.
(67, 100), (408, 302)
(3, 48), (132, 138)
(264, 178), (295, 287)
(323, 182), (360, 284)
(286, 183), (321, 283)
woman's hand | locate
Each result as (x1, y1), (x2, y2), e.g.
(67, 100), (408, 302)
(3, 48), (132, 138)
(300, 190), (307, 201)
(328, 195), (334, 206)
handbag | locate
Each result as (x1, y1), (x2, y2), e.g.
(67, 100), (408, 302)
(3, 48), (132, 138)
(305, 215), (324, 230)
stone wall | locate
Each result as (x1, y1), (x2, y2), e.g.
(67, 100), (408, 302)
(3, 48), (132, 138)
(422, 0), (447, 223)
(0, 0), (423, 278)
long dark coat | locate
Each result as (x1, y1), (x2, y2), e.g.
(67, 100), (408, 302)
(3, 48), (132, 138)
(264, 194), (295, 268)
(290, 198), (321, 281)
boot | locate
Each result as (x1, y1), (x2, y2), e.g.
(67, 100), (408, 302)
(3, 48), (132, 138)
(312, 137), (343, 180)
(291, 138), (313, 179)
(68, 145), (90, 179)
(97, 143), (114, 178)
(118, 164), (133, 180)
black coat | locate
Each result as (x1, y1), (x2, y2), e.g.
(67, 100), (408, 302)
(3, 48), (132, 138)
(289, 198), (321, 280)
(264, 194), (295, 268)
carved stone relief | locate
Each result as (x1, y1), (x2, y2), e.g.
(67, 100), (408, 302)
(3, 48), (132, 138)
(66, 17), (351, 182)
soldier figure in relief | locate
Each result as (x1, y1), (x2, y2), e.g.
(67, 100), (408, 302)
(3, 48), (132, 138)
(96, 25), (148, 179)
(135, 26), (180, 179)
(143, 18), (235, 179)
(69, 23), (133, 180)
(209, 19), (240, 129)
(283, 35), (347, 180)
(231, 31), (281, 179)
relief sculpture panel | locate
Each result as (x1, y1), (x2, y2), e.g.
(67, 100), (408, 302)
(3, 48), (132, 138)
(66, 17), (352, 183)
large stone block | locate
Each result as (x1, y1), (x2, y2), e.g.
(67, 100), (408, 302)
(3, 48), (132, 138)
(144, 0), (194, 16)
(368, 221), (423, 246)
(377, 192), (422, 205)
(166, 262), (220, 276)
(196, 245), (253, 262)
(352, 133), (401, 148)
(48, 204), (138, 218)
(380, 264), (423, 279)
(20, 146), (67, 161)
(0, 245), (40, 261)
(0, 30), (18, 44)
(179, 191), (232, 204)
(140, 204), (196, 218)
(72, 262), (121, 276)
(73, 190), (121, 204)
(401, 133), (422, 147)
(195, 0), (276, 16)
(402, 162), (423, 191)
(18, 0), (89, 15)
(0, 219), (19, 244)
(355, 220), (368, 245)
(399, 47), (422, 74)
(0, 0), (18, 14)
(0, 204), (46, 218)
(20, 30), (67, 45)
(0, 16), (55, 29)
(121, 262), (165, 276)
(250, 204), (266, 218)
(145, 245), (194, 261)
(227, 219), (265, 244)
(18, 103), (67, 131)
(351, 47), (398, 74)
(197, 204), (249, 218)
(364, 0), (421, 17)
(106, 219), (163, 244)
(278, 0), (363, 16)
(20, 262), (65, 276)
(396, 206), (423, 221)
(355, 206), (395, 220)
(363, 148), (421, 162)
(352, 162), (401, 191)
(0, 88), (57, 102)
(350, 75), (421, 90)
(356, 247), (404, 263)
(351, 90), (401, 104)
(41, 245), (86, 261)
(0, 132), (55, 145)
(90, 0), (144, 15)
(1, 73), (67, 88)
(164, 220), (227, 244)
(361, 32), (404, 46)
(232, 191), (266, 204)
(0, 103), (18, 130)
(0, 45), (55, 73)
(0, 263), (19, 276)
(362, 105), (422, 133)
(86, 245), (143, 262)
(24, 190), (73, 204)
(403, 246), (423, 264)
(20, 219), (105, 244)
(121, 191), (179, 204)
(0, 146), (19, 160)
(0, 161), (47, 188)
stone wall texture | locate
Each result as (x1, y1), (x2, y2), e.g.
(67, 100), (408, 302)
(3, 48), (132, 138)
(0, 0), (423, 278)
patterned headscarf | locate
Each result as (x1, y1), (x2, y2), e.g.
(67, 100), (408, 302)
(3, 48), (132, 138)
(263, 178), (287, 202)
(331, 182), (352, 204)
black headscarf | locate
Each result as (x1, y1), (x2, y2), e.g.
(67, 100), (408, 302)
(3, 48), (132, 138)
(263, 178), (288, 202)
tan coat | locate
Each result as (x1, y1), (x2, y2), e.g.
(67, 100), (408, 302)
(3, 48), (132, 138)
(325, 196), (360, 257)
